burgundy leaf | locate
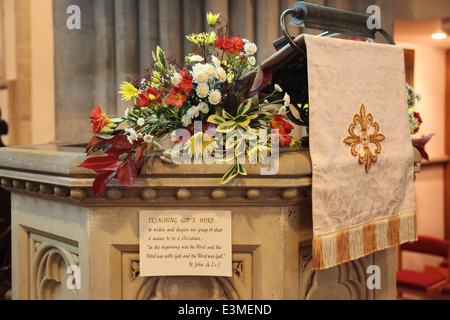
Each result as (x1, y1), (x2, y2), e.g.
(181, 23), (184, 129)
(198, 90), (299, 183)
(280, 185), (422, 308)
(86, 136), (108, 154)
(117, 158), (137, 188)
(108, 135), (140, 149)
(412, 134), (435, 161)
(77, 155), (120, 171)
(93, 170), (117, 196)
(134, 144), (149, 175)
(246, 66), (274, 99)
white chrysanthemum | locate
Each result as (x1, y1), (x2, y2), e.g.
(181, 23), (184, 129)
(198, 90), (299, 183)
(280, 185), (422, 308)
(144, 134), (153, 143)
(198, 102), (209, 114)
(192, 63), (205, 74)
(275, 84), (282, 92)
(181, 115), (191, 127)
(211, 55), (221, 68)
(186, 106), (200, 119)
(188, 55), (204, 63)
(248, 56), (256, 66)
(279, 105), (287, 115)
(193, 71), (209, 84)
(171, 72), (183, 86)
(208, 90), (222, 105)
(203, 64), (216, 78)
(244, 42), (257, 55)
(196, 83), (210, 98)
(215, 67), (227, 82)
(137, 118), (145, 126)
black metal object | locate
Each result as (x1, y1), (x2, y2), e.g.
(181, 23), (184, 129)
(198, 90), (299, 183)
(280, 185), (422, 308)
(271, 2), (396, 148)
(275, 1), (395, 55)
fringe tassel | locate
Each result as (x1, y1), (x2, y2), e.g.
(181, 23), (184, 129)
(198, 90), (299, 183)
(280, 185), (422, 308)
(312, 211), (416, 270)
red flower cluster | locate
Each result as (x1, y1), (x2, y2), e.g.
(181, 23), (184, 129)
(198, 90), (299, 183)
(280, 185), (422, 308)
(270, 115), (294, 148)
(412, 112), (423, 134)
(215, 36), (244, 57)
(138, 87), (165, 107)
(165, 70), (193, 108)
(90, 105), (112, 132)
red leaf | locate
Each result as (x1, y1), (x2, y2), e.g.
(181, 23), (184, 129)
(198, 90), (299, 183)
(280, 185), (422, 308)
(108, 135), (139, 149)
(134, 144), (148, 175)
(86, 136), (108, 154)
(246, 66), (273, 99)
(117, 158), (137, 188)
(77, 155), (120, 171)
(93, 171), (117, 196)
(412, 134), (435, 161)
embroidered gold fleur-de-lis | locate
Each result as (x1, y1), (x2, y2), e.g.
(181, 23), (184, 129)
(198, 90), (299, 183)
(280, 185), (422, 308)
(343, 104), (385, 173)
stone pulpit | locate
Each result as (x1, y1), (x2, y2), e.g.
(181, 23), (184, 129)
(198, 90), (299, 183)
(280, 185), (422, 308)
(0, 2), (422, 301)
(0, 143), (419, 300)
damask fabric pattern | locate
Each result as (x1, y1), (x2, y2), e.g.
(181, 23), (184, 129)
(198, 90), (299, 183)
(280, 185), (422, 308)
(305, 35), (417, 270)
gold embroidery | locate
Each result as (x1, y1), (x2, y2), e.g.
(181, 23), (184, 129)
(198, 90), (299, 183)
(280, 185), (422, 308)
(343, 104), (385, 173)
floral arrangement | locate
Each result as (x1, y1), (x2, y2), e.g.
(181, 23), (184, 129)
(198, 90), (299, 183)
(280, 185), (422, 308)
(406, 83), (422, 135)
(406, 83), (434, 161)
(79, 13), (300, 196)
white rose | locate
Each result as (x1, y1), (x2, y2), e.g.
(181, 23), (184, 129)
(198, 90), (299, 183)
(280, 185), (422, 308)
(248, 56), (256, 66)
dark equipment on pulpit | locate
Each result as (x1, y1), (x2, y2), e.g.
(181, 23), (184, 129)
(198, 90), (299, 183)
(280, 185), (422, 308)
(270, 1), (396, 148)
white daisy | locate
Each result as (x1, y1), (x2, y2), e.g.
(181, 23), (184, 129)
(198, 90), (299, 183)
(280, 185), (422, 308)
(283, 93), (291, 106)
(274, 84), (283, 92)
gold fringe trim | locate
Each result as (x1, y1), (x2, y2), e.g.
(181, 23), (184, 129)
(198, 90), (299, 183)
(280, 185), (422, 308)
(312, 211), (416, 271)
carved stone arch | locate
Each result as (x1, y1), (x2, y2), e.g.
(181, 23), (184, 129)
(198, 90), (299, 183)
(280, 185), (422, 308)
(128, 276), (240, 300)
(32, 243), (79, 300)
(301, 254), (367, 300)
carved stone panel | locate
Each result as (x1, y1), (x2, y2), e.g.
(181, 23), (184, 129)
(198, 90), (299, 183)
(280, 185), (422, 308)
(299, 246), (371, 300)
(29, 232), (80, 300)
(118, 250), (252, 300)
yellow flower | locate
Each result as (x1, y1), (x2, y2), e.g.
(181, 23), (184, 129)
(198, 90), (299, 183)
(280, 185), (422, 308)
(186, 32), (217, 46)
(289, 137), (302, 149)
(207, 12), (220, 26)
(119, 82), (138, 103)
